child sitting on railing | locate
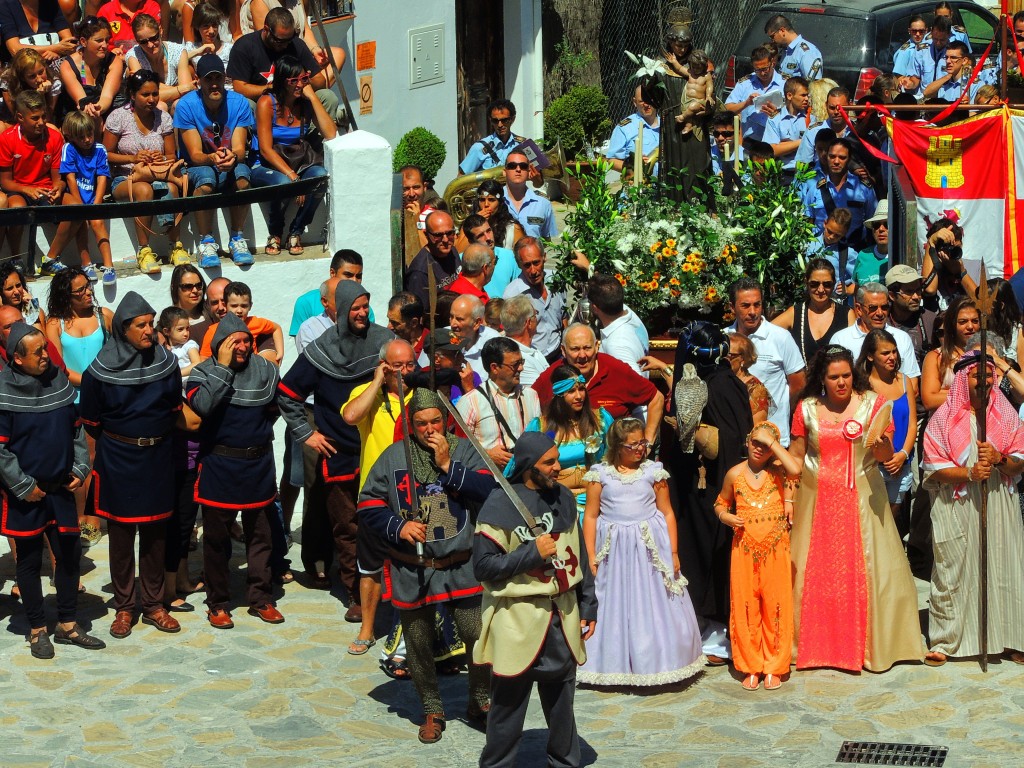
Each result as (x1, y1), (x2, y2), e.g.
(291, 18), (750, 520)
(60, 111), (116, 284)
(0, 90), (76, 277)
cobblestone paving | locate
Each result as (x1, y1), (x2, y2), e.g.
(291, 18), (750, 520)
(0, 530), (1020, 768)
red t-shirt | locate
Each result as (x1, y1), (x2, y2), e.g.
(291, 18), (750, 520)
(0, 125), (62, 188)
(446, 274), (489, 304)
(97, 0), (162, 47)
(531, 352), (658, 418)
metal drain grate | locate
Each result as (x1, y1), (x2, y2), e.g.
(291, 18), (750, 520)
(836, 742), (948, 766)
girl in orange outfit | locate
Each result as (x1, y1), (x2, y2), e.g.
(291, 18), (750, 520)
(714, 422), (802, 691)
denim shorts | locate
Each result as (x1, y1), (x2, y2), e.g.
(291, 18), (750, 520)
(112, 178), (175, 228)
(881, 460), (914, 505)
(186, 163), (251, 191)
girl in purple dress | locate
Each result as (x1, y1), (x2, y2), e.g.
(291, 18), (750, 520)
(578, 417), (705, 687)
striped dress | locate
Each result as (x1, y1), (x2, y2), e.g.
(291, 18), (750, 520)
(924, 418), (1024, 657)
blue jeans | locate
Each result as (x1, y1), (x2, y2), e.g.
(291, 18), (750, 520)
(250, 164), (328, 238)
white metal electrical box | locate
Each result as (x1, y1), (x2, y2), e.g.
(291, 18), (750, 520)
(409, 24), (444, 89)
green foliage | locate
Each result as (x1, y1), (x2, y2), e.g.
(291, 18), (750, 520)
(548, 161), (815, 328)
(543, 86), (612, 159)
(549, 159), (621, 294)
(552, 40), (594, 92)
(392, 127), (447, 181)
(729, 161), (817, 310)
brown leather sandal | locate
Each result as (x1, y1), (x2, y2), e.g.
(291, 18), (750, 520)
(418, 713), (446, 744)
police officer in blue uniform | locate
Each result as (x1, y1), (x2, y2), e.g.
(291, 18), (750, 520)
(893, 15), (929, 78)
(904, 16), (955, 97)
(798, 138), (877, 250)
(794, 87), (853, 168)
(503, 150), (558, 240)
(763, 76), (810, 176)
(606, 79), (662, 176)
(766, 14), (823, 81)
(725, 45), (785, 141)
(926, 42), (981, 102)
(459, 99), (527, 175)
(926, 2), (972, 51)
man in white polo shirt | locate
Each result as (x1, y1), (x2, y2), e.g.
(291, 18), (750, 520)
(727, 278), (805, 445)
(830, 282), (921, 384)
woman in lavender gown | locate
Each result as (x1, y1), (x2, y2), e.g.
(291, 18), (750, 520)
(578, 417), (705, 687)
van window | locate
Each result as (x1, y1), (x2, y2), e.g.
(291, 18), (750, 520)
(735, 10), (874, 71)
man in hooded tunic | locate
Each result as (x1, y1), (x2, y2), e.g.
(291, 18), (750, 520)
(80, 292), (183, 639)
(187, 313), (284, 628)
(0, 323), (105, 657)
(277, 281), (393, 612)
(357, 389), (496, 744)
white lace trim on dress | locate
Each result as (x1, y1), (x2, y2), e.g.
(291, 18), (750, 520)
(576, 656), (707, 687)
(640, 521), (689, 593)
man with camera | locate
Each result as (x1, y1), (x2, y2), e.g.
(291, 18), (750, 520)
(921, 217), (976, 312)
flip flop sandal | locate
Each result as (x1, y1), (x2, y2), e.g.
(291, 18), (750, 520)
(764, 674), (782, 691)
(741, 674), (760, 691)
(924, 652), (947, 667)
(380, 657), (411, 680)
(265, 236), (282, 255)
(348, 637), (375, 655)
(287, 234), (303, 256)
(180, 581), (206, 595)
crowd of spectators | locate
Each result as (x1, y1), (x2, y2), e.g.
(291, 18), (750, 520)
(0, 0), (344, 284)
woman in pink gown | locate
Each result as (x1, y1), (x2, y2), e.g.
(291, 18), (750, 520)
(789, 346), (924, 672)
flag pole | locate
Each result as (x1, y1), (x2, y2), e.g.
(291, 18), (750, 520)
(976, 271), (992, 673)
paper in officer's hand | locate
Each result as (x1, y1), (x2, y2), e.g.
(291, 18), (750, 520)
(753, 90), (784, 111)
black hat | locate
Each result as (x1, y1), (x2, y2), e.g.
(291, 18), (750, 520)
(425, 328), (463, 354)
(196, 54), (226, 79)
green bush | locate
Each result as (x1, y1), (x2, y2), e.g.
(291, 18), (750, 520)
(544, 85), (612, 159)
(392, 127), (447, 181)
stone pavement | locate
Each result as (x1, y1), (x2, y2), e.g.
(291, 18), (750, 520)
(0, 527), (1020, 768)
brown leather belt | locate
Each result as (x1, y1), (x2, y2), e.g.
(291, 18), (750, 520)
(388, 548), (471, 570)
(103, 430), (165, 447)
(211, 443), (271, 459)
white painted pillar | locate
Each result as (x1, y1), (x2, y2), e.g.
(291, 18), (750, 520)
(325, 130), (394, 320)
(505, 0), (545, 142)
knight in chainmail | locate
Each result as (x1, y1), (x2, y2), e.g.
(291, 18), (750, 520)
(357, 389), (497, 744)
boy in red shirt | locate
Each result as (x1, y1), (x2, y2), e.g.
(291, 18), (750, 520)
(0, 91), (76, 275)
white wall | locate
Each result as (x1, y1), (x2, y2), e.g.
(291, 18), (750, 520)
(332, 1), (460, 186)
(88, 255), (331, 370)
(504, 0), (546, 143)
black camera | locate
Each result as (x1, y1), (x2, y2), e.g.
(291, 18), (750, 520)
(936, 243), (963, 261)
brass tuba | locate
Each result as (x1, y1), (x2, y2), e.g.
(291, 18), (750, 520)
(444, 143), (566, 229)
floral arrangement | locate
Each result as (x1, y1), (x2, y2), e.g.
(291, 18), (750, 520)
(547, 160), (811, 331)
(603, 214), (744, 320)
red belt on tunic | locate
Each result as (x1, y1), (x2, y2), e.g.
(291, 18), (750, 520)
(388, 548), (471, 570)
(103, 430), (165, 447)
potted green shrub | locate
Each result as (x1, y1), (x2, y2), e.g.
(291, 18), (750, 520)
(544, 85), (611, 202)
(392, 127), (447, 187)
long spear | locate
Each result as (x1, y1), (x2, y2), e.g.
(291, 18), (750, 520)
(976, 271), (993, 672)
